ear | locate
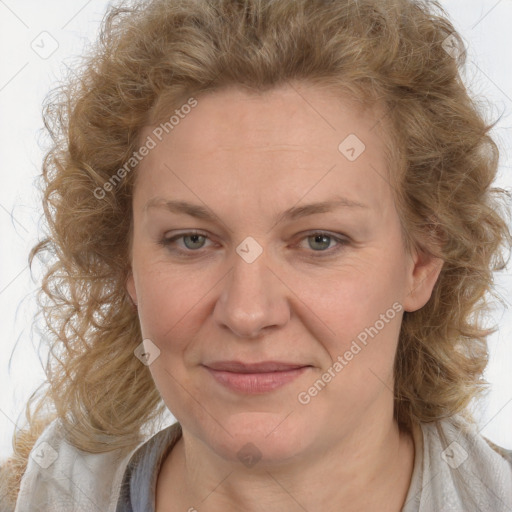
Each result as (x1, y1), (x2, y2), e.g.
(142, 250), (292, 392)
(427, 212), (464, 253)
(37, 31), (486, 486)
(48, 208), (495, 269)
(402, 245), (443, 313)
(126, 270), (138, 306)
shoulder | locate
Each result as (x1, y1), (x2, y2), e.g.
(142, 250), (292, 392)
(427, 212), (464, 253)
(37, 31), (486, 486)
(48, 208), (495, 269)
(13, 419), (146, 512)
(418, 414), (512, 511)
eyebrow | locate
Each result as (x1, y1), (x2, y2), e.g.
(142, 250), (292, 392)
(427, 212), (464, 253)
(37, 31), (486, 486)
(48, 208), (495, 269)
(144, 195), (368, 222)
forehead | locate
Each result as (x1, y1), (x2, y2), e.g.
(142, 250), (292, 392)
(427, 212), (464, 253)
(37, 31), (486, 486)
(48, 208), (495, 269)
(146, 83), (387, 153)
(134, 83), (395, 216)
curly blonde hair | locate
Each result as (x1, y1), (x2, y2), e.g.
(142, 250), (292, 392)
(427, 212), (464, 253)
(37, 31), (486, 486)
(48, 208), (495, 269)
(3, 0), (511, 506)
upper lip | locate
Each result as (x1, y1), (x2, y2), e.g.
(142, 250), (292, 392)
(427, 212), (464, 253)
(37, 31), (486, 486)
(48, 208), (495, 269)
(204, 361), (310, 373)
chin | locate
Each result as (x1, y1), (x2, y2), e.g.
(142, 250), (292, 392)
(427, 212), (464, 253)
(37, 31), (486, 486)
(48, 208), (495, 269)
(201, 411), (314, 467)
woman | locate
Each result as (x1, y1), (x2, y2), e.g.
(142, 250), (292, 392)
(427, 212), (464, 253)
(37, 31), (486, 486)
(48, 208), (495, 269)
(2, 0), (512, 510)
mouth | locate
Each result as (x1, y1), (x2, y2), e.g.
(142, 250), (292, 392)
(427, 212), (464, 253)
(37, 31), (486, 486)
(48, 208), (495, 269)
(202, 361), (312, 393)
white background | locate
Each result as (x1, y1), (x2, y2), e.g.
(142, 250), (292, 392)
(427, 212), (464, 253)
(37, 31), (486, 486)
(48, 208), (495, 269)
(1, 0), (511, 462)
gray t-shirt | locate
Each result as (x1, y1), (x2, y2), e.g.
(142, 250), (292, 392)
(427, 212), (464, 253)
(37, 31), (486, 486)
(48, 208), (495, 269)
(115, 417), (512, 512)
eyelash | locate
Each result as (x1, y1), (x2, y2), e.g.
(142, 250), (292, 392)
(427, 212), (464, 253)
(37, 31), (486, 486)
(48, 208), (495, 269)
(158, 230), (350, 258)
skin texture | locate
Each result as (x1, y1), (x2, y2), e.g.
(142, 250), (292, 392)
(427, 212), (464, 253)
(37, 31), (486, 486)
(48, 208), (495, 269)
(126, 82), (443, 511)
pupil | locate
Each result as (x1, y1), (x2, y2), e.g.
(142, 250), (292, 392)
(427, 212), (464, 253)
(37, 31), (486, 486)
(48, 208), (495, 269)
(186, 234), (203, 249)
(312, 235), (329, 250)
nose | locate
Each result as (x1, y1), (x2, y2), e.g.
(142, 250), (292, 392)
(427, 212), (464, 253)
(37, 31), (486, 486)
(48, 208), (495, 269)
(213, 244), (290, 339)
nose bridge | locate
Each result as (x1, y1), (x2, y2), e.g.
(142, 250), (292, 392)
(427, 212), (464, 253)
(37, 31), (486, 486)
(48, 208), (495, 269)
(214, 239), (289, 338)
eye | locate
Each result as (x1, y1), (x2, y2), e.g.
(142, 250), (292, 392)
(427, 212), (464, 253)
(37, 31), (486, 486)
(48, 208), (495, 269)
(159, 230), (213, 254)
(158, 230), (349, 257)
(295, 231), (349, 257)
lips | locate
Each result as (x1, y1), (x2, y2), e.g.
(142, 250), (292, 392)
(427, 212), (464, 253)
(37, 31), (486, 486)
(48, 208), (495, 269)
(203, 361), (311, 393)
(204, 361), (309, 373)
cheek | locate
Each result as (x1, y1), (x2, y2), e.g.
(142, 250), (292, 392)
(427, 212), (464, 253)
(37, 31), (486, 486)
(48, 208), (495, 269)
(298, 256), (406, 375)
(298, 259), (402, 333)
(134, 267), (204, 412)
(134, 265), (200, 344)
(298, 274), (403, 412)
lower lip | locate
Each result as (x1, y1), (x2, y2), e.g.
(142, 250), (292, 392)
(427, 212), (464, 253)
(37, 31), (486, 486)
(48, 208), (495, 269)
(205, 366), (309, 394)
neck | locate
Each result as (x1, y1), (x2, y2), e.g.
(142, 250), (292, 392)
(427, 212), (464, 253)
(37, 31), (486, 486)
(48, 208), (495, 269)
(156, 415), (415, 512)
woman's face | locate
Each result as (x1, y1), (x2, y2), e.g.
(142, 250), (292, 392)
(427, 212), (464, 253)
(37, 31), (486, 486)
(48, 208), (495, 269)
(126, 83), (441, 465)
